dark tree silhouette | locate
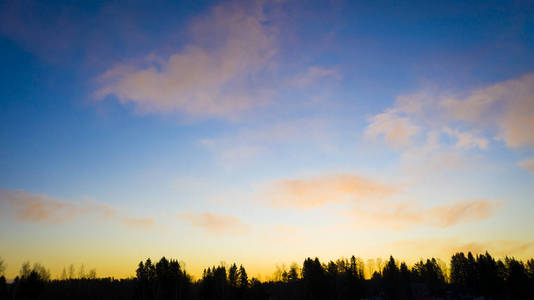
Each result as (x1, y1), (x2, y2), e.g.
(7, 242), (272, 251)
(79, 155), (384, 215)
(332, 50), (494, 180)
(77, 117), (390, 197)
(4, 252), (534, 299)
(412, 258), (446, 296)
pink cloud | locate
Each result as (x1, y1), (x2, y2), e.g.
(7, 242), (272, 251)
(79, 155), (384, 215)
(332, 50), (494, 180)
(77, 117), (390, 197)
(364, 110), (420, 149)
(388, 238), (534, 260)
(518, 158), (534, 173)
(350, 199), (498, 230)
(267, 174), (397, 209)
(179, 212), (250, 235)
(290, 66), (341, 87)
(95, 1), (276, 119)
(441, 73), (534, 149)
(442, 127), (488, 150)
(0, 188), (160, 232)
(0, 189), (116, 225)
(365, 73), (534, 173)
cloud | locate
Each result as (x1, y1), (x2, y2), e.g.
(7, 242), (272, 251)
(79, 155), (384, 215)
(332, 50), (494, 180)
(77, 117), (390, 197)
(290, 66), (341, 87)
(179, 212), (250, 235)
(0, 188), (160, 232)
(349, 199), (498, 230)
(440, 73), (534, 149)
(518, 158), (534, 173)
(95, 1), (277, 119)
(121, 217), (155, 231)
(389, 238), (534, 260)
(365, 73), (534, 171)
(364, 110), (420, 149)
(442, 127), (488, 150)
(0, 188), (116, 224)
(266, 174), (397, 209)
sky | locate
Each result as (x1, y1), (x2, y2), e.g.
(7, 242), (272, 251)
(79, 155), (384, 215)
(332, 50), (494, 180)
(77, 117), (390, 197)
(1, 0), (534, 280)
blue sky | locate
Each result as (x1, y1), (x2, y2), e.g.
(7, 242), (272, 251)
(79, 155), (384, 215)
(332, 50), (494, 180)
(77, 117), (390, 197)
(1, 0), (534, 279)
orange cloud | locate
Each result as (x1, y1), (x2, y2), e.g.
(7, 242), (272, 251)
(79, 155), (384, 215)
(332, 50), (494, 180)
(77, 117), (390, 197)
(179, 212), (250, 235)
(290, 66), (341, 87)
(0, 188), (161, 233)
(350, 199), (498, 230)
(388, 238), (534, 261)
(0, 188), (116, 224)
(442, 127), (488, 150)
(366, 73), (534, 173)
(518, 158), (534, 173)
(267, 174), (397, 208)
(364, 110), (420, 149)
(441, 73), (534, 149)
(95, 1), (276, 119)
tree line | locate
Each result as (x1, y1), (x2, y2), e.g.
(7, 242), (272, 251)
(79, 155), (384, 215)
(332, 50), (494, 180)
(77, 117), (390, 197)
(1, 252), (534, 299)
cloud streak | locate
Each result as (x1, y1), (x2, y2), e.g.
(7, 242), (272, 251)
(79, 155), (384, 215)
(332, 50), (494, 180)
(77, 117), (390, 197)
(266, 174), (397, 209)
(290, 66), (341, 87)
(0, 188), (160, 232)
(349, 199), (498, 230)
(389, 238), (534, 260)
(364, 110), (420, 149)
(518, 158), (534, 173)
(179, 212), (250, 235)
(364, 73), (534, 172)
(0, 188), (116, 225)
(95, 1), (276, 119)
(439, 74), (534, 149)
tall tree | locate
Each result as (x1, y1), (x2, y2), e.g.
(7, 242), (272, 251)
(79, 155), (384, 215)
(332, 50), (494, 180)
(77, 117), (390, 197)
(238, 265), (248, 288)
(228, 263), (238, 288)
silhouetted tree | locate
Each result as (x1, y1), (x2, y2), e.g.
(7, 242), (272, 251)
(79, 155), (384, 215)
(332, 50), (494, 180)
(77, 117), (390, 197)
(381, 256), (400, 298)
(13, 261), (50, 300)
(302, 257), (327, 300)
(0, 256), (6, 300)
(476, 252), (504, 297)
(398, 262), (412, 299)
(451, 252), (475, 294)
(287, 263), (299, 282)
(5, 252), (534, 300)
(0, 257), (5, 277)
(412, 258), (446, 296)
(228, 263), (238, 288)
(238, 265), (248, 288)
(505, 257), (529, 299)
(0, 275), (6, 300)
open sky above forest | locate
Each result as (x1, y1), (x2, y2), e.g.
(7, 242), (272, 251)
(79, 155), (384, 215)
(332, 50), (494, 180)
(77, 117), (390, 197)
(1, 0), (534, 280)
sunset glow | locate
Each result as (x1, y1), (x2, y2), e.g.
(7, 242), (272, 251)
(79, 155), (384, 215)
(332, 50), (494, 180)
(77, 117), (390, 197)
(1, 0), (534, 282)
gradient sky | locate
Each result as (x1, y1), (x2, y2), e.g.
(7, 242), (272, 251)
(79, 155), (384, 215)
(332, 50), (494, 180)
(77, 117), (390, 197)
(1, 0), (534, 280)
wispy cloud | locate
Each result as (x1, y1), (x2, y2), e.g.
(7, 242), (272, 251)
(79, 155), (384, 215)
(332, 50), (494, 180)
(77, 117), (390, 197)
(364, 110), (420, 149)
(442, 127), (488, 150)
(518, 158), (534, 173)
(364, 73), (534, 172)
(95, 1), (277, 119)
(178, 212), (250, 235)
(0, 188), (116, 225)
(440, 74), (534, 149)
(290, 66), (341, 87)
(0, 188), (159, 232)
(389, 238), (534, 260)
(266, 174), (397, 209)
(349, 199), (498, 230)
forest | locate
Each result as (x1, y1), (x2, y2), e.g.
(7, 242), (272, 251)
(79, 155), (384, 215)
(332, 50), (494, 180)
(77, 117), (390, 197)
(1, 252), (534, 300)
